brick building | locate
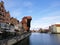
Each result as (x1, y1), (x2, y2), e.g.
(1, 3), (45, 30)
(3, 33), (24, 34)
(0, 1), (19, 31)
(0, 1), (19, 25)
(0, 1), (11, 23)
(0, 1), (32, 32)
(0, 1), (6, 23)
(21, 16), (32, 32)
(10, 17), (19, 25)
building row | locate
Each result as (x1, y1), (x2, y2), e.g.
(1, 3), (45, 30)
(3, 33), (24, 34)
(0, 1), (19, 25)
(38, 24), (60, 33)
(0, 1), (32, 33)
(49, 24), (60, 33)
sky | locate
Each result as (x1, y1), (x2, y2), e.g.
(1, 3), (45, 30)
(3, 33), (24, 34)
(0, 0), (60, 30)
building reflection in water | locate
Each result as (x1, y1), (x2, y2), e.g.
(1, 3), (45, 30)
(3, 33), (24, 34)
(13, 36), (30, 45)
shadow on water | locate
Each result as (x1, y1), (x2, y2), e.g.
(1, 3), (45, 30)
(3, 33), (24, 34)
(13, 36), (30, 45)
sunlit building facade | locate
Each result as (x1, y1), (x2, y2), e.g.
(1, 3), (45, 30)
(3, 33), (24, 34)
(49, 24), (60, 33)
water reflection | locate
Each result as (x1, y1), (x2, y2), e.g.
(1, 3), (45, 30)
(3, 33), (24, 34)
(14, 33), (60, 45)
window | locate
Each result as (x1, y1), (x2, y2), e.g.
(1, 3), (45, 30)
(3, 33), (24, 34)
(2, 10), (3, 12)
(1, 5), (4, 8)
(0, 12), (2, 15)
(0, 12), (4, 16)
(0, 18), (4, 20)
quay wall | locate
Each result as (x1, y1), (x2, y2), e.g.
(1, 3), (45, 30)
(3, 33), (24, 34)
(0, 32), (31, 45)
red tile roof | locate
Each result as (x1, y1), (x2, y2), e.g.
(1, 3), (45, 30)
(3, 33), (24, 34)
(55, 24), (60, 27)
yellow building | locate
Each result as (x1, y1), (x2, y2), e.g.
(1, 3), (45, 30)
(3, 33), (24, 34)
(49, 24), (60, 33)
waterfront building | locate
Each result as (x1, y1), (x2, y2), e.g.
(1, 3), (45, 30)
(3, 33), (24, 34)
(0, 1), (18, 32)
(10, 17), (19, 26)
(0, 1), (10, 23)
(0, 1), (11, 31)
(21, 16), (32, 32)
(14, 22), (24, 34)
(49, 24), (60, 33)
(0, 1), (32, 44)
(0, 1), (32, 33)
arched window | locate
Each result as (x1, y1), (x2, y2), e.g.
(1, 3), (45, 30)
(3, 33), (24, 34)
(1, 5), (4, 8)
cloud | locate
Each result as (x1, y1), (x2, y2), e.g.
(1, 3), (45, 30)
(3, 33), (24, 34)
(2, 0), (60, 30)
(30, 15), (60, 30)
(41, 16), (60, 21)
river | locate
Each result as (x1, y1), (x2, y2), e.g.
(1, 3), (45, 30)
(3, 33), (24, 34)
(14, 33), (60, 45)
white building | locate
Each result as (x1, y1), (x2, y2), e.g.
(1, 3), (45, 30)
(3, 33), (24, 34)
(49, 24), (60, 33)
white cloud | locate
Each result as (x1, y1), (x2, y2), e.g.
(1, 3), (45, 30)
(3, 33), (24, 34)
(30, 15), (60, 30)
(41, 16), (60, 21)
(2, 0), (60, 30)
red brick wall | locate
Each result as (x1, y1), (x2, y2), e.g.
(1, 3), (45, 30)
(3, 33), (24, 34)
(21, 16), (32, 31)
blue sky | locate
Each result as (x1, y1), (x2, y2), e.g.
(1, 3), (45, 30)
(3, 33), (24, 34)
(1, 0), (60, 30)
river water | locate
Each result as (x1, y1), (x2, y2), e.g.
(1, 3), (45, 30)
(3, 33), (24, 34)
(14, 33), (60, 45)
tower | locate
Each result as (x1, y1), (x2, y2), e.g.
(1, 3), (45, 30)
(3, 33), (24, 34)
(21, 16), (32, 32)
